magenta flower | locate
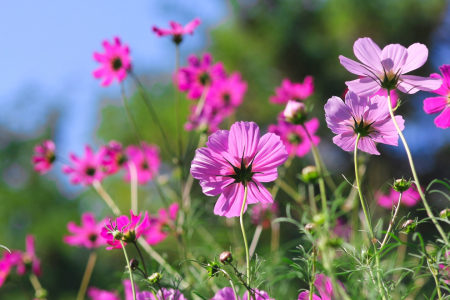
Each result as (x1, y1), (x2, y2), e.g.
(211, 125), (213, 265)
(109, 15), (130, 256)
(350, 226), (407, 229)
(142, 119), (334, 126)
(185, 103), (224, 134)
(423, 65), (450, 128)
(298, 274), (341, 300)
(101, 141), (127, 175)
(371, 88), (399, 109)
(250, 202), (279, 230)
(242, 290), (275, 300)
(268, 118), (320, 158)
(137, 288), (187, 300)
(191, 121), (288, 218)
(152, 18), (201, 44)
(93, 37), (131, 87)
(376, 184), (421, 209)
(64, 212), (107, 249)
(339, 37), (441, 96)
(0, 250), (23, 287)
(32, 140), (56, 174)
(177, 53), (226, 99)
(324, 91), (405, 155)
(144, 203), (179, 245)
(101, 210), (150, 250)
(210, 288), (239, 300)
(125, 143), (161, 185)
(21, 235), (42, 277)
(0, 258), (12, 287)
(439, 264), (450, 284)
(63, 145), (106, 185)
(206, 72), (248, 115)
(270, 76), (314, 104)
(88, 280), (136, 300)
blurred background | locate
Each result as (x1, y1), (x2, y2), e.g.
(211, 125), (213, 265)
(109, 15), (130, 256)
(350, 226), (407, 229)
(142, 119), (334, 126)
(1, 0), (450, 299)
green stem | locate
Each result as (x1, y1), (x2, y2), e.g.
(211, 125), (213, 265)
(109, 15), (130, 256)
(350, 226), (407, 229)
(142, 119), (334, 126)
(308, 183), (317, 215)
(309, 245), (316, 300)
(221, 270), (239, 300)
(428, 259), (442, 300)
(387, 90), (449, 245)
(120, 240), (137, 300)
(240, 185), (253, 300)
(133, 242), (148, 277)
(174, 44), (183, 159)
(249, 224), (263, 257)
(76, 251), (97, 300)
(379, 193), (402, 250)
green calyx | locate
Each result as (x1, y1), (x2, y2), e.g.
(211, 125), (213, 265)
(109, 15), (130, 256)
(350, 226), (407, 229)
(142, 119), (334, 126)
(348, 115), (377, 137)
(380, 68), (401, 91)
(220, 150), (261, 188)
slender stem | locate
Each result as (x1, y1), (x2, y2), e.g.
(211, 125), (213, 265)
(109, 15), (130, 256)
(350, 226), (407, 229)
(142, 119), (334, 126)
(309, 245), (316, 300)
(92, 180), (121, 216)
(194, 84), (210, 117)
(308, 183), (317, 215)
(249, 225), (263, 257)
(133, 242), (148, 277)
(275, 178), (304, 206)
(174, 44), (183, 159)
(380, 193), (403, 250)
(29, 273), (42, 291)
(157, 282), (166, 300)
(240, 185), (253, 300)
(120, 240), (137, 300)
(128, 161), (138, 214)
(387, 90), (449, 244)
(221, 270), (239, 300)
(428, 259), (442, 300)
(121, 82), (142, 144)
(271, 221), (280, 254)
(76, 252), (97, 300)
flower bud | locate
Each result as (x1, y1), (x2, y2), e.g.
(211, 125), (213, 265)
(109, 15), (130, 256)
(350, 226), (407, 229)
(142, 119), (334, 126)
(35, 288), (48, 299)
(440, 209), (450, 219)
(129, 259), (139, 271)
(401, 220), (416, 233)
(305, 223), (316, 233)
(219, 251), (233, 265)
(206, 261), (220, 278)
(299, 166), (319, 184)
(328, 236), (343, 248)
(392, 178), (412, 193)
(112, 230), (123, 240)
(313, 213), (325, 225)
(283, 100), (307, 124)
(147, 272), (162, 284)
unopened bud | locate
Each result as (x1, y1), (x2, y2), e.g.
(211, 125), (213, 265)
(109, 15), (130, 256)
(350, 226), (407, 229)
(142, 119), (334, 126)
(371, 238), (378, 245)
(147, 272), (162, 284)
(300, 166), (319, 184)
(35, 288), (48, 299)
(440, 209), (450, 218)
(305, 223), (316, 232)
(112, 230), (123, 240)
(283, 100), (307, 125)
(129, 259), (139, 271)
(219, 251), (233, 265)
(401, 220), (416, 233)
(328, 236), (343, 248)
(313, 213), (325, 225)
(393, 178), (412, 193)
(206, 261), (220, 278)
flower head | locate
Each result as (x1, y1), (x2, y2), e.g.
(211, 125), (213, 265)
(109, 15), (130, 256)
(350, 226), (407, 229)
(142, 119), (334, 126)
(143, 203), (179, 245)
(137, 288), (187, 300)
(88, 280), (136, 300)
(298, 274), (342, 300)
(125, 143), (161, 185)
(324, 91), (405, 155)
(270, 76), (314, 104)
(191, 121), (288, 218)
(101, 141), (127, 175)
(339, 37), (441, 96)
(250, 202), (279, 229)
(268, 118), (320, 157)
(32, 140), (56, 174)
(376, 184), (421, 209)
(242, 290), (275, 300)
(283, 100), (307, 124)
(152, 18), (201, 44)
(209, 288), (274, 300)
(206, 72), (247, 115)
(423, 64), (450, 128)
(64, 212), (107, 249)
(63, 145), (106, 185)
(93, 37), (131, 87)
(101, 211), (150, 250)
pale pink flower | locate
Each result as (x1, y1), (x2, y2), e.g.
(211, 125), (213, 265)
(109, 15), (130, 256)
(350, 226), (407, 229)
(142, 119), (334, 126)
(137, 288), (187, 300)
(144, 203), (179, 245)
(206, 72), (247, 115)
(268, 118), (320, 158)
(298, 274), (342, 300)
(64, 212), (108, 249)
(339, 37), (441, 96)
(152, 18), (201, 44)
(376, 184), (421, 209)
(124, 143), (160, 185)
(210, 288), (239, 300)
(93, 37), (131, 87)
(283, 100), (306, 123)
(101, 210), (150, 250)
(242, 290), (275, 300)
(324, 91), (405, 155)
(32, 140), (56, 174)
(270, 76), (314, 104)
(88, 280), (136, 300)
(191, 121), (288, 218)
(185, 103), (224, 134)
(372, 88), (399, 109)
(101, 141), (127, 175)
(62, 145), (106, 185)
(423, 65), (450, 128)
(250, 202), (279, 230)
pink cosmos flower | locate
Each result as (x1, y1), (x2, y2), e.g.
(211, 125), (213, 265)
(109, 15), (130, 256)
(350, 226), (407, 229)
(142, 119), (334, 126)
(21, 235), (42, 277)
(191, 121), (288, 218)
(101, 210), (150, 250)
(250, 202), (279, 230)
(88, 280), (135, 300)
(124, 143), (161, 185)
(101, 141), (127, 175)
(270, 76), (314, 104)
(439, 264), (450, 284)
(32, 140), (56, 174)
(332, 218), (352, 243)
(376, 184), (421, 209)
(144, 203), (179, 245)
(423, 65), (450, 128)
(0, 250), (23, 287)
(177, 53), (226, 99)
(93, 37), (131, 87)
(64, 212), (108, 249)
(268, 118), (320, 158)
(324, 91), (405, 155)
(242, 290), (275, 300)
(185, 103), (224, 134)
(152, 18), (201, 44)
(298, 274), (341, 300)
(0, 258), (13, 287)
(63, 145), (107, 185)
(206, 72), (248, 115)
(339, 37), (441, 97)
(210, 288), (238, 300)
(137, 288), (187, 300)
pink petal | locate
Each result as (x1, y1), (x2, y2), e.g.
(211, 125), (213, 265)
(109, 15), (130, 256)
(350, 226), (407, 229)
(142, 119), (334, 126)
(402, 43), (428, 74)
(169, 203), (179, 220)
(228, 121), (260, 164)
(353, 37), (383, 73)
(252, 132), (288, 174)
(398, 75), (442, 93)
(339, 56), (369, 76)
(214, 183), (246, 218)
(324, 96), (352, 134)
(345, 90), (368, 118)
(365, 95), (390, 122)
(380, 44), (408, 73)
(423, 97), (447, 114)
(345, 77), (381, 97)
(314, 274), (333, 300)
(435, 106), (450, 129)
(358, 136), (380, 155)
(246, 181), (273, 204)
(182, 17), (201, 34)
(333, 131), (356, 152)
(298, 292), (322, 300)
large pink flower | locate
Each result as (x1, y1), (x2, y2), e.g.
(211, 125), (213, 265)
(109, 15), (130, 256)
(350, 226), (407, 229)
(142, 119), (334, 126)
(101, 141), (127, 175)
(339, 37), (441, 96)
(298, 274), (341, 300)
(324, 91), (405, 155)
(177, 53), (226, 99)
(191, 121), (288, 218)
(152, 18), (201, 44)
(423, 64), (450, 128)
(268, 118), (320, 157)
(101, 210), (150, 250)
(206, 72), (247, 115)
(242, 290), (275, 300)
(144, 203), (179, 245)
(376, 184), (421, 209)
(93, 37), (131, 87)
(88, 280), (136, 300)
(32, 140), (56, 174)
(209, 288), (274, 300)
(270, 76), (314, 104)
(64, 212), (108, 249)
(124, 143), (160, 185)
(62, 145), (106, 185)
